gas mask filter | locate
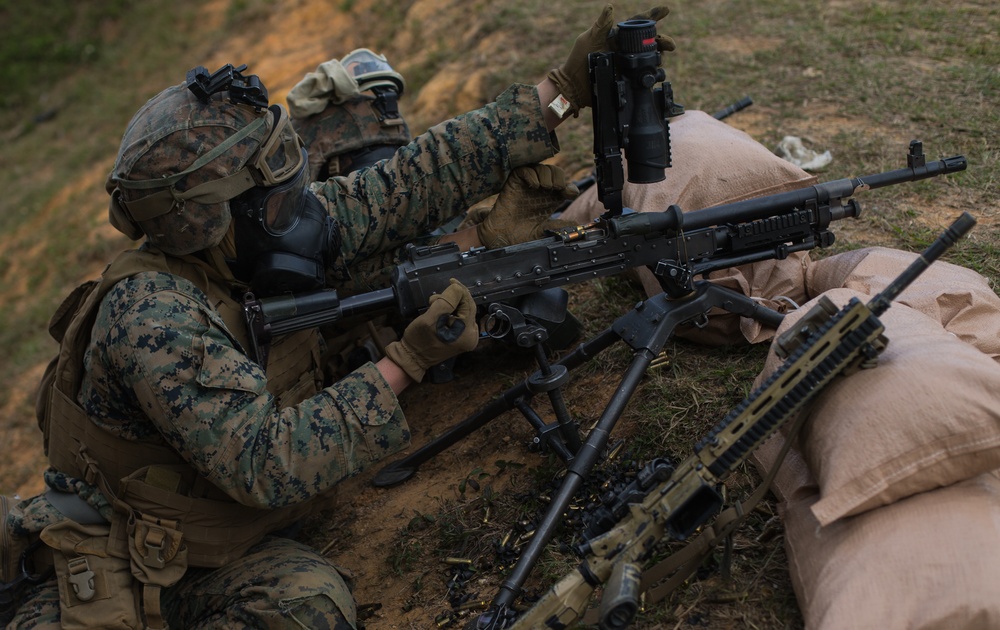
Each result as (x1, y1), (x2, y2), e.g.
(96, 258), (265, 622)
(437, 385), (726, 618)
(229, 148), (341, 296)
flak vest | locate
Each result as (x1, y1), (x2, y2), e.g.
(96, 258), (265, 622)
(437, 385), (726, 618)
(35, 247), (329, 628)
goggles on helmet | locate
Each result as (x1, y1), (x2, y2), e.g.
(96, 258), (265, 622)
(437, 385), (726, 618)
(341, 48), (406, 94)
(114, 104), (306, 224)
(254, 105), (305, 186)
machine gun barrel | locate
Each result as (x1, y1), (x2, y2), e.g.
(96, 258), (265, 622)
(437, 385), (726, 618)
(609, 144), (967, 237)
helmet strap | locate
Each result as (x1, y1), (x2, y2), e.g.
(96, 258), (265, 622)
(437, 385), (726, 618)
(371, 86), (404, 125)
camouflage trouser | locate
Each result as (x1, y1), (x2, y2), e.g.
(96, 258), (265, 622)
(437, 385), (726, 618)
(8, 536), (356, 629)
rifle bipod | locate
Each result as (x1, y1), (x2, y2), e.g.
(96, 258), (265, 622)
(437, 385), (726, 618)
(372, 279), (785, 625)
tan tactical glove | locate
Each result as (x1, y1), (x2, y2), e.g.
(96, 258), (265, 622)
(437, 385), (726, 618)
(548, 4), (676, 118)
(384, 279), (479, 382)
(456, 195), (495, 233)
(476, 164), (579, 249)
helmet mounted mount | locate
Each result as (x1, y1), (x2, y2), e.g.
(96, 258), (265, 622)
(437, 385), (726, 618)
(186, 63), (269, 111)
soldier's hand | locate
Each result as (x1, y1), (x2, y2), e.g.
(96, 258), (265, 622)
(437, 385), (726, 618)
(456, 195), (495, 232)
(548, 4), (675, 117)
(384, 279), (479, 382)
(476, 164), (579, 249)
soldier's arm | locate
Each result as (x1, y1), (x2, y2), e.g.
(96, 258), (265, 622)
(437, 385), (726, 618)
(93, 279), (412, 509)
(314, 83), (558, 276)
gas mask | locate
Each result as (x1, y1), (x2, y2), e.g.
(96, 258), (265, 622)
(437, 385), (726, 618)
(109, 62), (344, 278)
(228, 148), (341, 296)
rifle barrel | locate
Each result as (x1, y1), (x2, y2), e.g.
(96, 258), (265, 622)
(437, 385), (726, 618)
(868, 212), (976, 315)
(609, 154), (967, 237)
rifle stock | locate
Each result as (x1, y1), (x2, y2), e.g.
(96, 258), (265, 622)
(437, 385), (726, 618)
(507, 212), (976, 630)
(243, 141), (965, 367)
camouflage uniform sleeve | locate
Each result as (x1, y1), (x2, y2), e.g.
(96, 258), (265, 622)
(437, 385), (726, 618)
(83, 273), (410, 508)
(311, 83), (558, 289)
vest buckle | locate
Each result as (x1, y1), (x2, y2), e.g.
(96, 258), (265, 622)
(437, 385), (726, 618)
(141, 526), (167, 569)
(66, 556), (96, 601)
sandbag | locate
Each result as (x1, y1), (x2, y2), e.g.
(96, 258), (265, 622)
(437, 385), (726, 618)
(754, 429), (1000, 629)
(806, 246), (1000, 359)
(782, 471), (1000, 630)
(744, 242), (1000, 628)
(755, 288), (1000, 526)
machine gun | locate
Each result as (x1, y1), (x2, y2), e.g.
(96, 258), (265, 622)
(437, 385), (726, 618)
(498, 212), (976, 629)
(233, 17), (967, 614)
(243, 141), (966, 369)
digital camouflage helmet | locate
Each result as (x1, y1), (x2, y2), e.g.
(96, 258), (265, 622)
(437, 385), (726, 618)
(289, 49), (412, 181)
(107, 64), (339, 295)
(106, 64), (308, 256)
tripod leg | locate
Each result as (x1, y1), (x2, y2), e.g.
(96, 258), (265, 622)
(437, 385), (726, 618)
(372, 327), (623, 487)
(490, 346), (658, 611)
(373, 388), (524, 487)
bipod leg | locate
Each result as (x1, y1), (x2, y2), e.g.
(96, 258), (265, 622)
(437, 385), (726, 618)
(484, 345), (659, 622)
(473, 282), (784, 627)
(372, 327), (621, 488)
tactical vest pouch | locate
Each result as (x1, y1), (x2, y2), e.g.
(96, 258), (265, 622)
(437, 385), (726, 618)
(123, 510), (187, 630)
(35, 280), (100, 454)
(39, 518), (140, 630)
(116, 465), (313, 569)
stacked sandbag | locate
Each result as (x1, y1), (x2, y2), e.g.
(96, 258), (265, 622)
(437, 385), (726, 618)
(805, 246), (1000, 360)
(750, 248), (1000, 628)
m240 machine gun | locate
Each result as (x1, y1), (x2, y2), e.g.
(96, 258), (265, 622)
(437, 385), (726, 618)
(243, 141), (966, 370)
(241, 143), (967, 630)
(242, 141), (965, 482)
(236, 19), (967, 627)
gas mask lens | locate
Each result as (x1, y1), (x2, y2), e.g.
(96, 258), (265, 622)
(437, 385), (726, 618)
(257, 152), (310, 235)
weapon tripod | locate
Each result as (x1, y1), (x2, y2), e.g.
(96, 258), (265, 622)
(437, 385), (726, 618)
(373, 270), (785, 627)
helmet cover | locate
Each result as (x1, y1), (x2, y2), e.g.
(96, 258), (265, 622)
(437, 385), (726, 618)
(107, 71), (305, 256)
(292, 95), (411, 180)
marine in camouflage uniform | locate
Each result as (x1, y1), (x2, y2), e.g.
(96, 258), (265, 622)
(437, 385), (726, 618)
(2, 6), (675, 628)
(315, 80), (561, 293)
(288, 48), (414, 184)
(7, 78), (553, 630)
(284, 48), (582, 377)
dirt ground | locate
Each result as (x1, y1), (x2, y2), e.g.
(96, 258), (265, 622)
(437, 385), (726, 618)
(1, 0), (987, 628)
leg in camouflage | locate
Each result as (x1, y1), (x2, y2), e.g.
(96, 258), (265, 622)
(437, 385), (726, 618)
(4, 579), (61, 629)
(161, 536), (356, 629)
(6, 537), (355, 629)
(3, 493), (60, 629)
